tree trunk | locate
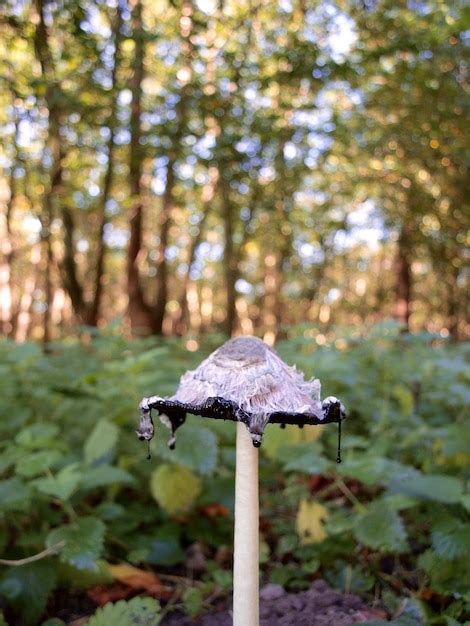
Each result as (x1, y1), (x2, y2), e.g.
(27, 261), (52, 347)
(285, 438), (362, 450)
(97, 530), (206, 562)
(33, 0), (66, 346)
(60, 206), (85, 319)
(85, 3), (123, 327)
(175, 166), (218, 335)
(15, 244), (42, 342)
(127, 0), (154, 335)
(153, 159), (175, 335)
(153, 0), (193, 334)
(221, 178), (237, 336)
(394, 230), (412, 330)
(0, 111), (17, 337)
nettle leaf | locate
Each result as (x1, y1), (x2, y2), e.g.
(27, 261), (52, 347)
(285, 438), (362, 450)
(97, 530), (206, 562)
(388, 473), (463, 503)
(128, 525), (184, 566)
(418, 550), (470, 596)
(87, 596), (160, 626)
(354, 501), (407, 553)
(0, 561), (57, 625)
(276, 442), (331, 475)
(0, 477), (32, 512)
(0, 445), (24, 473)
(339, 456), (415, 487)
(33, 464), (82, 500)
(431, 517), (470, 560)
(15, 424), (60, 449)
(150, 463), (201, 516)
(84, 419), (119, 465)
(156, 424), (217, 475)
(80, 465), (134, 491)
(46, 516), (105, 570)
(182, 587), (204, 618)
(15, 449), (62, 478)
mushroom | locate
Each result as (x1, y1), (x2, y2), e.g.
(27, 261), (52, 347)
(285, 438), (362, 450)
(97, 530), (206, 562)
(137, 336), (345, 626)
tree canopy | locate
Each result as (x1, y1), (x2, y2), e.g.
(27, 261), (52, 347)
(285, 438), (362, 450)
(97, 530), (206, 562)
(0, 0), (468, 341)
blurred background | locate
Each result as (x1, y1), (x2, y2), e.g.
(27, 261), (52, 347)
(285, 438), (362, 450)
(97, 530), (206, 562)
(0, 0), (468, 344)
(0, 2), (469, 625)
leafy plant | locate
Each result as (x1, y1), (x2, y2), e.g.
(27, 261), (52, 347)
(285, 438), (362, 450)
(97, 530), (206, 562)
(0, 327), (468, 623)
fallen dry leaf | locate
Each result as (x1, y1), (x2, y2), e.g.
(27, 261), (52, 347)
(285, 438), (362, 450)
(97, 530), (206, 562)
(108, 563), (173, 600)
(198, 503), (230, 518)
(87, 583), (132, 606)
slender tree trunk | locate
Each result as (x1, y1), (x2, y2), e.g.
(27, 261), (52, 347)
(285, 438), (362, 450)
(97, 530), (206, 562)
(221, 177), (237, 336)
(175, 166), (218, 335)
(85, 4), (123, 327)
(394, 229), (412, 330)
(446, 262), (460, 341)
(33, 0), (66, 346)
(60, 205), (85, 319)
(127, 0), (154, 335)
(153, 160), (175, 335)
(15, 244), (42, 342)
(153, 0), (193, 334)
(0, 93), (20, 337)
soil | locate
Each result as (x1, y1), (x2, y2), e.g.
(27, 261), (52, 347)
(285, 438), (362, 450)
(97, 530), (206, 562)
(160, 579), (387, 626)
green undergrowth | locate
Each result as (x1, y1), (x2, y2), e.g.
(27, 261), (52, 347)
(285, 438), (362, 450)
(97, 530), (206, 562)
(0, 322), (468, 625)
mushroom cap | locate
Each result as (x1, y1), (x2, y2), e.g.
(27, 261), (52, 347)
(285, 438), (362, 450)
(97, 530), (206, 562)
(171, 336), (322, 420)
(138, 336), (345, 448)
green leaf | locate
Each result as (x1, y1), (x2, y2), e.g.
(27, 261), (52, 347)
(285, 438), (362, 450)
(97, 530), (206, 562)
(418, 550), (470, 596)
(150, 463), (201, 516)
(15, 424), (60, 449)
(339, 456), (413, 487)
(354, 501), (407, 553)
(84, 419), (119, 465)
(15, 450), (62, 478)
(0, 612), (8, 626)
(46, 516), (105, 570)
(431, 517), (470, 560)
(87, 596), (160, 626)
(0, 478), (31, 512)
(80, 465), (134, 491)
(58, 560), (113, 589)
(182, 587), (204, 618)
(156, 424), (217, 475)
(0, 561), (57, 625)
(128, 526), (184, 566)
(388, 473), (464, 503)
(276, 442), (331, 474)
(41, 620), (66, 626)
(33, 463), (82, 500)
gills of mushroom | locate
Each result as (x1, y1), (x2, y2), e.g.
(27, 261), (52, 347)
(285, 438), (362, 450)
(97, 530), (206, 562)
(137, 336), (346, 626)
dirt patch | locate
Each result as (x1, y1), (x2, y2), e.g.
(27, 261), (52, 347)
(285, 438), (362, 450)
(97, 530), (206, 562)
(160, 579), (386, 626)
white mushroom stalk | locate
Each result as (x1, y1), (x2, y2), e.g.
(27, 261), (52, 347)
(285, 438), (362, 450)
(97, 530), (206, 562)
(137, 336), (346, 625)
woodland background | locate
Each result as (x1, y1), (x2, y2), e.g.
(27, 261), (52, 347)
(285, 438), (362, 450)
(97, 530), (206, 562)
(0, 0), (468, 343)
(0, 1), (469, 626)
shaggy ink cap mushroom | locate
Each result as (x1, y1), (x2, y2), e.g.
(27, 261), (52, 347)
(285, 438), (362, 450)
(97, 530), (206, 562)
(137, 336), (346, 460)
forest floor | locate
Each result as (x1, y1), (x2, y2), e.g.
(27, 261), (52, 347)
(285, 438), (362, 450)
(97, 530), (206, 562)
(159, 580), (387, 626)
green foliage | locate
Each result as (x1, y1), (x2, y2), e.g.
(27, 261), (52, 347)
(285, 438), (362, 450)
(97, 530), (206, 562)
(0, 329), (468, 622)
(182, 587), (205, 618)
(87, 597), (160, 626)
(46, 517), (105, 570)
(354, 501), (407, 553)
(150, 464), (201, 516)
(84, 419), (119, 465)
(0, 561), (57, 625)
(155, 424), (218, 475)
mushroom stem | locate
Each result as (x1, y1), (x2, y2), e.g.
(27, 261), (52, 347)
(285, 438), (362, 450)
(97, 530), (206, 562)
(233, 421), (259, 626)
